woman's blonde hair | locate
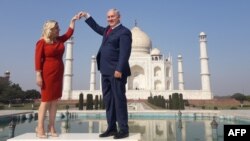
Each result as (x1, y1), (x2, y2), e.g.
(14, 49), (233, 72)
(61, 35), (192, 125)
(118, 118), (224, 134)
(42, 20), (58, 43)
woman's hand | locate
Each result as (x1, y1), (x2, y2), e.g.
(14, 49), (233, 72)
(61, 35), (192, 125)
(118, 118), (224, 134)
(71, 14), (79, 22)
(36, 72), (43, 88)
(70, 14), (79, 29)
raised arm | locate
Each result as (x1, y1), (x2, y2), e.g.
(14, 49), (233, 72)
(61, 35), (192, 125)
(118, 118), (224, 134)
(59, 15), (79, 42)
(78, 11), (105, 36)
(69, 14), (79, 29)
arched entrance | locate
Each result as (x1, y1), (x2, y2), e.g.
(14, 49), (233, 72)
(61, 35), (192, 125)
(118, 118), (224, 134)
(128, 65), (145, 90)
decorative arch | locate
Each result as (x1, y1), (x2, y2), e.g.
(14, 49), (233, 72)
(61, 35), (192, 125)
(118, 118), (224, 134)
(166, 80), (170, 90)
(154, 66), (161, 77)
(154, 80), (162, 90)
(128, 65), (145, 90)
(165, 67), (170, 77)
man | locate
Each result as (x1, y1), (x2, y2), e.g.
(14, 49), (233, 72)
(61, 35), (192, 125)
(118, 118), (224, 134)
(78, 9), (132, 139)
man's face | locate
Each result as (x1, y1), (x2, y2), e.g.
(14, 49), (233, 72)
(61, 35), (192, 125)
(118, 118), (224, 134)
(107, 10), (120, 28)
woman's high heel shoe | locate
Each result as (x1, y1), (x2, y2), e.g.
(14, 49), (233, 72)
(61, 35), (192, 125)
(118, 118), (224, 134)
(35, 126), (47, 138)
(47, 125), (58, 137)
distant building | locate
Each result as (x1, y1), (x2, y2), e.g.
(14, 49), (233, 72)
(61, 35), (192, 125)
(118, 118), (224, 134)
(62, 25), (213, 100)
(0, 71), (10, 81)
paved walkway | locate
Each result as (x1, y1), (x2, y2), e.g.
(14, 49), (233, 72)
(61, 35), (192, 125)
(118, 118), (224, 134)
(128, 102), (153, 110)
(0, 110), (34, 118)
(7, 133), (141, 141)
(219, 110), (250, 120)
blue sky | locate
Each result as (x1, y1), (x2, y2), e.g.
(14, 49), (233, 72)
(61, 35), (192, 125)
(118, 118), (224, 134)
(0, 0), (250, 96)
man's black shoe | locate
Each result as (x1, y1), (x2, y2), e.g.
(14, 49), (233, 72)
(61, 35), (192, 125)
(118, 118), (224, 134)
(99, 130), (117, 137)
(113, 131), (129, 139)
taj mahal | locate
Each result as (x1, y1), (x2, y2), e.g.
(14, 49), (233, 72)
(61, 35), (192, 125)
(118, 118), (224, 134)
(62, 25), (213, 100)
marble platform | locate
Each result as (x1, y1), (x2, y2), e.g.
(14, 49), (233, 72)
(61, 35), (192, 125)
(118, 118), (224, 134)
(7, 133), (141, 141)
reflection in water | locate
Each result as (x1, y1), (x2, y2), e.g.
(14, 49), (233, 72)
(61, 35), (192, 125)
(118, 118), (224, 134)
(211, 116), (219, 141)
(60, 118), (221, 141)
(0, 114), (248, 141)
(8, 119), (16, 138)
(62, 106), (70, 133)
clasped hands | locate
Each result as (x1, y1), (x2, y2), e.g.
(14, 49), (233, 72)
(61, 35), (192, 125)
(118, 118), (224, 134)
(71, 11), (88, 21)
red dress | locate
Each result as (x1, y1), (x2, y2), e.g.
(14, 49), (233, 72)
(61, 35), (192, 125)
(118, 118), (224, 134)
(35, 28), (74, 102)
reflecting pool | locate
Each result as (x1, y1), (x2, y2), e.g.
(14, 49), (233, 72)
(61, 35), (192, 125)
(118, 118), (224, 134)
(0, 112), (249, 141)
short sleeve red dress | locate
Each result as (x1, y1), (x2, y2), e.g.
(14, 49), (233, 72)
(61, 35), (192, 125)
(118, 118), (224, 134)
(35, 28), (74, 102)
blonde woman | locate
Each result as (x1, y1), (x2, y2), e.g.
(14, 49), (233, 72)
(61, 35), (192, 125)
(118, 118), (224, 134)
(34, 15), (78, 138)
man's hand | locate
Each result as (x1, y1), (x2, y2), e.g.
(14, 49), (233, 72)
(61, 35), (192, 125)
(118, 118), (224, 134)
(114, 71), (122, 78)
(77, 11), (88, 19)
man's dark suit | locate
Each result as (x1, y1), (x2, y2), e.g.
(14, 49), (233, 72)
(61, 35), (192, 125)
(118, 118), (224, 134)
(86, 17), (132, 133)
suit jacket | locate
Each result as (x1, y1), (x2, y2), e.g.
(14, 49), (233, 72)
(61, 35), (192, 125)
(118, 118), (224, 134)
(86, 17), (132, 76)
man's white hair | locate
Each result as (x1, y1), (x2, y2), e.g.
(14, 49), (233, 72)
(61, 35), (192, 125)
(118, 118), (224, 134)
(108, 8), (120, 17)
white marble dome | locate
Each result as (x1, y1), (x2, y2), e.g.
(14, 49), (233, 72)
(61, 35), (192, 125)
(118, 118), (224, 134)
(131, 26), (152, 55)
(200, 32), (206, 36)
(150, 48), (161, 55)
(177, 54), (182, 58)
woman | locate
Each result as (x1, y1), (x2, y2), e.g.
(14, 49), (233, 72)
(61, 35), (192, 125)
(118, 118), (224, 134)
(35, 15), (78, 138)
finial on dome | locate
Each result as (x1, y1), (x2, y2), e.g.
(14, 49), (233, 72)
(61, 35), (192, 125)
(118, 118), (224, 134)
(135, 19), (137, 27)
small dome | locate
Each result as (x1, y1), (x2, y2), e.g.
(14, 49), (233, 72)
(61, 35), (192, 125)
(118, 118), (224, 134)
(131, 26), (152, 55)
(151, 48), (161, 55)
(200, 32), (206, 36)
(4, 70), (10, 78)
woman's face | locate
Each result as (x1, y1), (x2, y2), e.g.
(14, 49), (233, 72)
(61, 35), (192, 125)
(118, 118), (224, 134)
(50, 23), (60, 38)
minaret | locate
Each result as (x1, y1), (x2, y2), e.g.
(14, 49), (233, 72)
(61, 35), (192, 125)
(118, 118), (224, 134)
(90, 56), (96, 91)
(62, 37), (74, 100)
(169, 55), (174, 90)
(199, 32), (211, 92)
(177, 55), (184, 90)
(4, 70), (10, 81)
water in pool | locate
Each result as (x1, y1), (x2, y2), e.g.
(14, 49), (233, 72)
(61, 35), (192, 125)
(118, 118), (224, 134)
(0, 112), (249, 141)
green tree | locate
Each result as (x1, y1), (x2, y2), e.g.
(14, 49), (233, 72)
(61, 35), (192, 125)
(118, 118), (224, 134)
(0, 78), (40, 104)
(10, 83), (24, 103)
(231, 93), (247, 107)
(246, 95), (250, 101)
(79, 93), (84, 110)
(172, 93), (179, 110)
(94, 95), (99, 110)
(25, 89), (41, 100)
(0, 78), (10, 94)
(86, 94), (93, 110)
(179, 93), (184, 110)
